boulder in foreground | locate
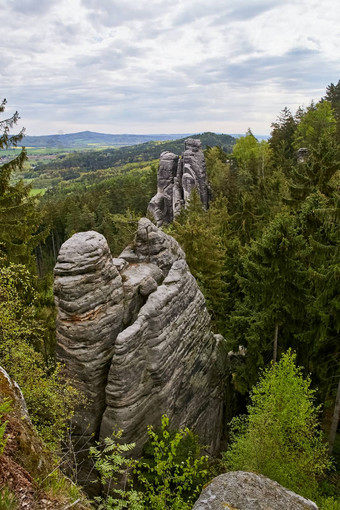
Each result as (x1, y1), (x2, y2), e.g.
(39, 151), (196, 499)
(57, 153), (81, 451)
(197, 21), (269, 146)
(192, 471), (318, 510)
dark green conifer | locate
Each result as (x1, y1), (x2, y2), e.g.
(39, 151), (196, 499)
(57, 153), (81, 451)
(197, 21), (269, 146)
(0, 99), (45, 268)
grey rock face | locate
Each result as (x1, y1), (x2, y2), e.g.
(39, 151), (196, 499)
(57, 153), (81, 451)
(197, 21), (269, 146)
(297, 147), (309, 163)
(54, 231), (124, 435)
(0, 366), (30, 423)
(192, 471), (319, 510)
(54, 220), (226, 472)
(147, 139), (210, 226)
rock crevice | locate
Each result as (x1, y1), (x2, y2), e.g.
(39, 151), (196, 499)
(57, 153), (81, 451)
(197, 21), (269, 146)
(54, 219), (226, 477)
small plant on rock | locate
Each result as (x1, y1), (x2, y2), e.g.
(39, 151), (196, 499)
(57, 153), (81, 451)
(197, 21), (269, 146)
(135, 415), (209, 510)
(89, 430), (144, 510)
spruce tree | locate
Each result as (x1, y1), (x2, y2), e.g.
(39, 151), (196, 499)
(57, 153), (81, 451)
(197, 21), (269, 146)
(0, 99), (44, 268)
(167, 190), (229, 332)
(269, 107), (298, 173)
(228, 212), (310, 392)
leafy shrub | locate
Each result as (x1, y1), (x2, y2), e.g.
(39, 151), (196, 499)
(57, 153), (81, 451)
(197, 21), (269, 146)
(0, 264), (81, 447)
(319, 497), (340, 510)
(89, 416), (208, 510)
(0, 398), (12, 454)
(89, 430), (144, 510)
(223, 350), (332, 500)
(135, 415), (208, 510)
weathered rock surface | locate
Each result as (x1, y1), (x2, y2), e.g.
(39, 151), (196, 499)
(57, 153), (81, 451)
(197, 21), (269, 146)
(54, 219), (227, 481)
(54, 231), (124, 436)
(148, 138), (210, 226)
(192, 471), (319, 510)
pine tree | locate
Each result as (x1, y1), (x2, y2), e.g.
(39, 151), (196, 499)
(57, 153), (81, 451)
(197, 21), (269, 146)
(269, 107), (298, 173)
(167, 190), (229, 332)
(0, 99), (45, 268)
(324, 79), (340, 141)
(289, 130), (340, 203)
(228, 212), (310, 392)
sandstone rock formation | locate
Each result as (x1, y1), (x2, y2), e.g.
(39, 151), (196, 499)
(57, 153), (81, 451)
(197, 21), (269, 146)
(192, 471), (319, 510)
(297, 147), (309, 163)
(147, 138), (210, 226)
(54, 219), (227, 482)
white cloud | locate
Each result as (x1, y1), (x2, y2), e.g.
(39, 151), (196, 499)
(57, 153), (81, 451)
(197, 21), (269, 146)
(0, 0), (339, 135)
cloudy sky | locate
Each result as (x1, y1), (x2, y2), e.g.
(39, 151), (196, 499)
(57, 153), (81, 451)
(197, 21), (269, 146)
(1, 0), (339, 136)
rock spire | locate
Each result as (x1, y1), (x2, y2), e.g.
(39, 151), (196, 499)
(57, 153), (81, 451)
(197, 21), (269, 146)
(147, 138), (210, 226)
(54, 219), (227, 485)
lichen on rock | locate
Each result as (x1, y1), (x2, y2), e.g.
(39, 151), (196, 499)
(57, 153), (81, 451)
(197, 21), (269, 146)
(192, 471), (319, 510)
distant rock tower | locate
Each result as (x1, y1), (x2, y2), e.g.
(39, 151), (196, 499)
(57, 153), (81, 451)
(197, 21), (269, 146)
(147, 138), (210, 226)
(297, 147), (309, 163)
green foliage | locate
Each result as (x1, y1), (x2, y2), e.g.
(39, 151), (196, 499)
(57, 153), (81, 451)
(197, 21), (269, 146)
(293, 101), (336, 150)
(135, 415), (208, 510)
(228, 212), (310, 392)
(229, 130), (281, 243)
(223, 351), (332, 500)
(0, 99), (46, 269)
(232, 130), (272, 188)
(89, 417), (208, 510)
(40, 469), (91, 508)
(324, 79), (340, 141)
(0, 486), (19, 510)
(0, 264), (80, 447)
(89, 431), (144, 510)
(289, 131), (340, 202)
(0, 398), (12, 454)
(167, 190), (228, 332)
(319, 497), (340, 510)
(270, 107), (298, 170)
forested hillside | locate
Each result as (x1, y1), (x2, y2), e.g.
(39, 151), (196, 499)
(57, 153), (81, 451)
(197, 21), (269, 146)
(0, 83), (339, 509)
(19, 131), (191, 149)
(27, 132), (235, 187)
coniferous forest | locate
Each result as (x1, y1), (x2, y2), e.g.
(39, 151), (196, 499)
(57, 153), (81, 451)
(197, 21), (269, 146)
(0, 82), (339, 509)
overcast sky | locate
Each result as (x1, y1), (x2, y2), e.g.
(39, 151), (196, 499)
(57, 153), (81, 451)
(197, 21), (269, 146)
(1, 0), (339, 136)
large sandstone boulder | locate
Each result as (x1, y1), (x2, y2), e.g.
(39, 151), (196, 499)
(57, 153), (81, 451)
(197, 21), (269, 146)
(54, 219), (227, 485)
(148, 138), (210, 226)
(192, 471), (319, 510)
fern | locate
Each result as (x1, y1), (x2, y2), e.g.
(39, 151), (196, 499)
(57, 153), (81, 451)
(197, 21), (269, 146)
(89, 431), (144, 509)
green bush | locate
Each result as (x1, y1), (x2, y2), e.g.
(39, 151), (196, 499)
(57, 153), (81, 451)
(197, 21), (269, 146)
(0, 264), (81, 447)
(135, 415), (208, 510)
(319, 497), (340, 510)
(223, 350), (332, 500)
(89, 416), (209, 510)
(0, 398), (12, 454)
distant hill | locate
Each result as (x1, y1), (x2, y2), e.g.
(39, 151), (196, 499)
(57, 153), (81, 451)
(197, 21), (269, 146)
(34, 132), (236, 175)
(20, 131), (193, 148)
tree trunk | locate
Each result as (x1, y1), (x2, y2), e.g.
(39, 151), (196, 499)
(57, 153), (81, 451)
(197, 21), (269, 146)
(51, 229), (57, 262)
(273, 322), (279, 363)
(328, 377), (340, 455)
